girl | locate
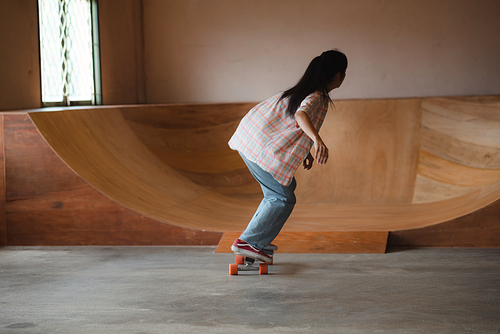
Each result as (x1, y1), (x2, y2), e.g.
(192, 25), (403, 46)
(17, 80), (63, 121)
(228, 50), (348, 262)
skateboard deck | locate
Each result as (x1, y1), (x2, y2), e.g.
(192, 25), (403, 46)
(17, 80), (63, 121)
(229, 244), (277, 275)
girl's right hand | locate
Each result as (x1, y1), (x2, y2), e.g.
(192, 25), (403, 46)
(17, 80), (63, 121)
(314, 139), (329, 165)
(295, 109), (329, 164)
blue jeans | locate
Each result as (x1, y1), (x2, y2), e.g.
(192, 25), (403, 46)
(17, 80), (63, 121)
(239, 152), (297, 250)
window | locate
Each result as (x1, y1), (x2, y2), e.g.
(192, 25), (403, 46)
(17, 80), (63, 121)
(38, 0), (101, 106)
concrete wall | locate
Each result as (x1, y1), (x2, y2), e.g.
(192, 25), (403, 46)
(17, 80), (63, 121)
(143, 0), (500, 103)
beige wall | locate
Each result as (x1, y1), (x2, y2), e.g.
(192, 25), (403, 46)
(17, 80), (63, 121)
(99, 0), (146, 105)
(143, 0), (500, 103)
(0, 0), (41, 110)
(1, 1), (499, 109)
(0, 0), (145, 110)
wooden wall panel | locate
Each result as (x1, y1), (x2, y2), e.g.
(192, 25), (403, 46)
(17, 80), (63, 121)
(3, 114), (221, 246)
(388, 198), (500, 248)
(295, 99), (422, 205)
(29, 100), (500, 234)
(2, 95), (498, 249)
(0, 115), (6, 246)
(216, 231), (389, 254)
(121, 103), (261, 198)
(413, 97), (500, 203)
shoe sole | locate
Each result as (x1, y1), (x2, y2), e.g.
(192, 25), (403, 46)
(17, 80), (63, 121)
(231, 245), (273, 263)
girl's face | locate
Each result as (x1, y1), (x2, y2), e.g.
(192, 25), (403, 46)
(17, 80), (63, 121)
(328, 72), (346, 92)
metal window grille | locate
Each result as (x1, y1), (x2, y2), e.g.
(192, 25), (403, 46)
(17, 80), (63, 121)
(38, 0), (101, 106)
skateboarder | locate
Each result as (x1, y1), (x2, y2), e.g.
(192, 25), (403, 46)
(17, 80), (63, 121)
(228, 50), (348, 263)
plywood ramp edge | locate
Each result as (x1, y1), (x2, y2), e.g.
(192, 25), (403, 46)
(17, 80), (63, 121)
(215, 231), (388, 254)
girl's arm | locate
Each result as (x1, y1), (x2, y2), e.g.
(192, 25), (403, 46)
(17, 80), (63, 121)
(295, 110), (329, 165)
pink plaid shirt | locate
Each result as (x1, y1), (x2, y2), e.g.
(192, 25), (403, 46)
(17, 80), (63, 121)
(228, 91), (329, 186)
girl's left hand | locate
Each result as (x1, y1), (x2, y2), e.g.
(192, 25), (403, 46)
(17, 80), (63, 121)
(303, 152), (314, 170)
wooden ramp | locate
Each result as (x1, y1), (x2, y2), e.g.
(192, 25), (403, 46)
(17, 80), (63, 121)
(28, 96), (500, 252)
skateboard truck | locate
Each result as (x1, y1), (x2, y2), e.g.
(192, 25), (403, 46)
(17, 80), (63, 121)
(229, 244), (277, 275)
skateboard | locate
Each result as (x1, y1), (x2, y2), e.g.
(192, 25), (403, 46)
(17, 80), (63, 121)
(229, 244), (277, 275)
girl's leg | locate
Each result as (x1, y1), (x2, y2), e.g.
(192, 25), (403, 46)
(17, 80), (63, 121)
(238, 153), (296, 250)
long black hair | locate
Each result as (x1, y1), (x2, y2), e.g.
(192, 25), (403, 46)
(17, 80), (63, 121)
(280, 50), (348, 117)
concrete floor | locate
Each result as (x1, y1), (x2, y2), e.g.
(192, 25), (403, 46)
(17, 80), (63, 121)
(0, 247), (499, 334)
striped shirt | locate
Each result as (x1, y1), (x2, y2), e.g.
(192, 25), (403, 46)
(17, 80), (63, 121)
(228, 91), (329, 186)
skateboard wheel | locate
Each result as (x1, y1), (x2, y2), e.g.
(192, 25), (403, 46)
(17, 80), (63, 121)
(229, 263), (239, 275)
(235, 255), (245, 265)
(259, 263), (268, 275)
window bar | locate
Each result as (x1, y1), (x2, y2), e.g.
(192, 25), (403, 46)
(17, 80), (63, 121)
(91, 0), (102, 105)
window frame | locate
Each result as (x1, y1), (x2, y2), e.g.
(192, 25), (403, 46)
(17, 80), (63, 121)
(37, 0), (102, 107)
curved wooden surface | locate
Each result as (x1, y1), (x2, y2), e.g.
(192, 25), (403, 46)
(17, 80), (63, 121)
(28, 96), (500, 233)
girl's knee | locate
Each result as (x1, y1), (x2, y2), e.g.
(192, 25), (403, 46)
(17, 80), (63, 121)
(285, 193), (296, 206)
